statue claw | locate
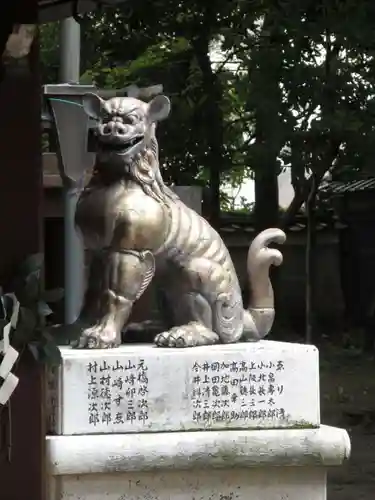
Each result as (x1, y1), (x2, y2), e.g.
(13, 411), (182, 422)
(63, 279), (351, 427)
(154, 327), (195, 347)
(71, 322), (121, 349)
(154, 322), (219, 348)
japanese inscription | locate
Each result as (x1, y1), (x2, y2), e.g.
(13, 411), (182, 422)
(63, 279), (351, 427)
(47, 366), (59, 433)
(191, 359), (287, 423)
(86, 358), (149, 427)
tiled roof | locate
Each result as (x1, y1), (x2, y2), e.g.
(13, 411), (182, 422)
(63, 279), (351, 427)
(320, 178), (375, 194)
(219, 213), (346, 233)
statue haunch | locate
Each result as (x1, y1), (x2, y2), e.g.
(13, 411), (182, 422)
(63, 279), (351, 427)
(72, 92), (286, 349)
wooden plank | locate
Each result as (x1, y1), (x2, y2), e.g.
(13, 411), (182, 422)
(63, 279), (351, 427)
(0, 27), (45, 500)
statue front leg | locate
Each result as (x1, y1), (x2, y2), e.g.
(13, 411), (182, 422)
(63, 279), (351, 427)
(73, 249), (155, 349)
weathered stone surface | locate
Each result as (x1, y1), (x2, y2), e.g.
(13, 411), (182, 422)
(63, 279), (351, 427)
(47, 426), (351, 500)
(46, 426), (350, 475)
(51, 467), (327, 500)
(48, 340), (320, 435)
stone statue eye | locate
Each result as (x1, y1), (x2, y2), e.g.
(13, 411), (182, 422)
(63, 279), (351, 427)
(125, 114), (138, 124)
(101, 111), (111, 122)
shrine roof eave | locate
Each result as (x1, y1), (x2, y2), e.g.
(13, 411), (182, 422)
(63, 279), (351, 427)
(39, 0), (131, 24)
(38, 0), (99, 23)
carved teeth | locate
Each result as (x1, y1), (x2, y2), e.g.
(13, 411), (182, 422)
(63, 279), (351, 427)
(126, 137), (142, 147)
(99, 136), (143, 153)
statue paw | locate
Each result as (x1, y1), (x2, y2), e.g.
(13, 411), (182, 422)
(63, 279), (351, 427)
(154, 325), (195, 347)
(71, 323), (121, 349)
(154, 322), (219, 348)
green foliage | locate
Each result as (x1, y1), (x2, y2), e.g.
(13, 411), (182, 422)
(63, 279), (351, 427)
(40, 22), (60, 84)
(0, 254), (65, 367)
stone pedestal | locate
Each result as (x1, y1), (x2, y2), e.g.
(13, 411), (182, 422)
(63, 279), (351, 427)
(46, 341), (350, 500)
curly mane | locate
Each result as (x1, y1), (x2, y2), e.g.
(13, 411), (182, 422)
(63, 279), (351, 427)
(127, 126), (178, 205)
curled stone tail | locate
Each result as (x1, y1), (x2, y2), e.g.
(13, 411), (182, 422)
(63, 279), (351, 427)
(243, 228), (286, 341)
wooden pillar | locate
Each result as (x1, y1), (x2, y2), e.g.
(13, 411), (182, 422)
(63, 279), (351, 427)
(0, 16), (45, 500)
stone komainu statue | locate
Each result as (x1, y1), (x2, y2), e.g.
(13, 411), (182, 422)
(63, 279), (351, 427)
(72, 90), (286, 349)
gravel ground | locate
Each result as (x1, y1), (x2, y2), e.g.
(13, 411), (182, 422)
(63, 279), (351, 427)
(320, 346), (375, 499)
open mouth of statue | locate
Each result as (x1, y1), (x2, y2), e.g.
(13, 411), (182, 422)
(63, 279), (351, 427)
(99, 135), (144, 154)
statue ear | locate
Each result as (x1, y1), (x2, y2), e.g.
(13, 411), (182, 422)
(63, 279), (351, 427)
(82, 93), (105, 119)
(148, 95), (171, 123)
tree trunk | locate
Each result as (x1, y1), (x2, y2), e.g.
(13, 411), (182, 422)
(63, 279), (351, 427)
(248, 13), (284, 232)
(254, 169), (279, 231)
(191, 36), (224, 229)
(305, 176), (318, 344)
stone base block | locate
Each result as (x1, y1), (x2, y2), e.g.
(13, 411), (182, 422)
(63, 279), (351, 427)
(47, 426), (350, 500)
(53, 467), (327, 500)
(47, 341), (320, 435)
